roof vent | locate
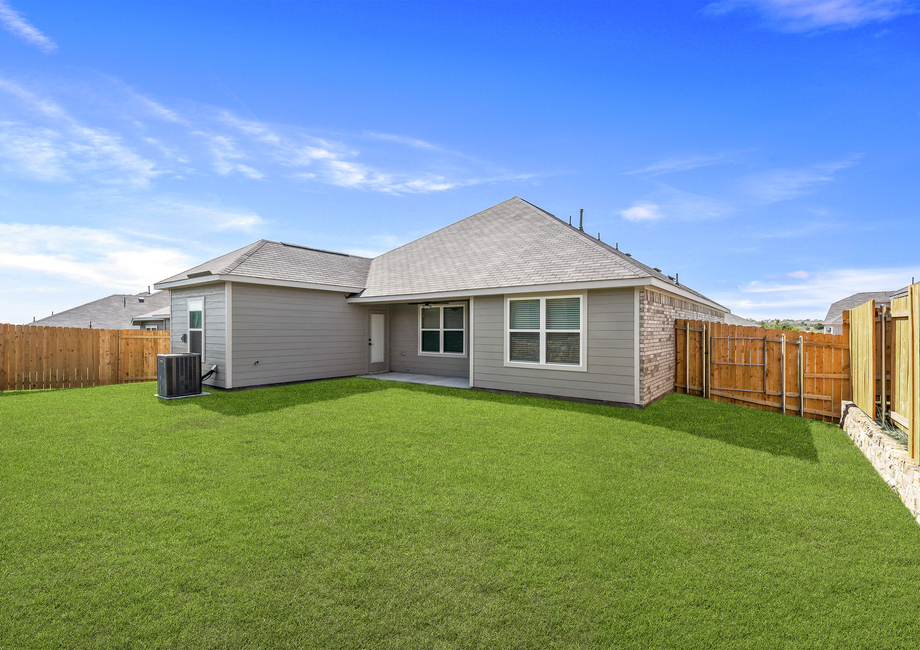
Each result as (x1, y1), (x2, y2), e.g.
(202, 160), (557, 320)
(188, 270), (213, 278)
(139, 298), (145, 303)
(653, 267), (661, 272)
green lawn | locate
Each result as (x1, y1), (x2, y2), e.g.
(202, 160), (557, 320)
(2, 379), (919, 649)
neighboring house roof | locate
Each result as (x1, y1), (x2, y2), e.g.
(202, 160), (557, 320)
(32, 291), (171, 329)
(723, 313), (759, 327)
(156, 197), (726, 312)
(823, 290), (901, 327)
(157, 239), (372, 291)
(131, 305), (171, 326)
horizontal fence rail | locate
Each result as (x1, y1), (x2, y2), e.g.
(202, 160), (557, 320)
(675, 320), (850, 423)
(0, 324), (170, 391)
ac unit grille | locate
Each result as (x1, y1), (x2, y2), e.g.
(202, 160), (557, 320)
(157, 354), (202, 398)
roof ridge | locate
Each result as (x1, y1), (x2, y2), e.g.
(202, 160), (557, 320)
(543, 212), (723, 307)
(220, 239), (270, 274)
(370, 196), (529, 260)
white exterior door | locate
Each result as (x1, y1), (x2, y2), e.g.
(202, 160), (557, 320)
(369, 311), (387, 372)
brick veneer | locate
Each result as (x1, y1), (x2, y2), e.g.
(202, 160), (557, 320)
(639, 289), (723, 405)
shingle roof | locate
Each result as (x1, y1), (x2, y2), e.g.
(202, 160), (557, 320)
(362, 197), (719, 306)
(823, 290), (899, 326)
(157, 240), (372, 289)
(132, 305), (171, 323)
(31, 291), (170, 329)
(156, 197), (724, 311)
(723, 313), (759, 327)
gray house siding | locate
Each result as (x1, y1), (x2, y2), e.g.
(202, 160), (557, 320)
(472, 288), (636, 404)
(170, 283), (227, 388)
(387, 303), (470, 378)
(230, 283), (370, 389)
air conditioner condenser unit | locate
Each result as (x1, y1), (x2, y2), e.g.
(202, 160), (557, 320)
(156, 353), (210, 399)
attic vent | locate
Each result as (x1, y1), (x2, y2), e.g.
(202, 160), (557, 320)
(625, 253), (632, 257)
(281, 242), (349, 257)
(139, 298), (145, 303)
(653, 268), (661, 272)
(188, 270), (213, 278)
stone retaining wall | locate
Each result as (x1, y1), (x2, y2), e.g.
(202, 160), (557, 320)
(840, 400), (920, 525)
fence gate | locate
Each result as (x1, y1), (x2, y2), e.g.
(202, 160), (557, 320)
(847, 284), (920, 461)
(675, 320), (849, 423)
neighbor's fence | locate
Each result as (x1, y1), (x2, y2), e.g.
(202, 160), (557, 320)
(674, 320), (849, 423)
(0, 324), (170, 391)
(847, 284), (920, 461)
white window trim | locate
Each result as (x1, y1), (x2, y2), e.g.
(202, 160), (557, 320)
(188, 296), (205, 360)
(418, 303), (468, 357)
(503, 292), (587, 372)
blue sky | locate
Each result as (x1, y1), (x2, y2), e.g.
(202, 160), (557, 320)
(1, 0), (918, 324)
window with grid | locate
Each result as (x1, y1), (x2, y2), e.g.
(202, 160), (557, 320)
(419, 304), (465, 355)
(507, 295), (582, 367)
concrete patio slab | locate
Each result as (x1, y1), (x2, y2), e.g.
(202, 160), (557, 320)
(360, 372), (470, 389)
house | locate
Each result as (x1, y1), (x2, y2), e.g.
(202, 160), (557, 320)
(822, 288), (909, 335)
(132, 305), (171, 331)
(723, 313), (759, 327)
(31, 290), (170, 330)
(155, 197), (728, 406)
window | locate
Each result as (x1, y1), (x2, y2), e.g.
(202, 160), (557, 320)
(188, 298), (204, 356)
(419, 304), (465, 355)
(506, 294), (584, 369)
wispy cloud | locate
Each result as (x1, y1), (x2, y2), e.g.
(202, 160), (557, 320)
(194, 131), (263, 179)
(0, 74), (530, 196)
(0, 0), (56, 52)
(626, 151), (739, 176)
(739, 156), (858, 203)
(0, 222), (193, 291)
(0, 78), (161, 185)
(756, 222), (828, 238)
(148, 199), (266, 232)
(705, 0), (914, 32)
(619, 202), (663, 222)
(620, 154), (858, 226)
(712, 266), (920, 318)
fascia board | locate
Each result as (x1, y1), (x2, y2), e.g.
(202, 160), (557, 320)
(347, 279), (647, 303)
(154, 274), (365, 293)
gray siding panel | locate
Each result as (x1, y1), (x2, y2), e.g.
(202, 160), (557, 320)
(388, 303), (469, 378)
(230, 283), (369, 388)
(472, 289), (636, 403)
(170, 283), (228, 389)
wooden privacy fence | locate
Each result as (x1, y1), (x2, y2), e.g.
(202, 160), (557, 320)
(847, 285), (920, 461)
(674, 320), (849, 423)
(0, 324), (170, 391)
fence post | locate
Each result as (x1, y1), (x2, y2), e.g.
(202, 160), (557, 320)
(798, 336), (804, 418)
(881, 305), (887, 422)
(781, 334), (787, 415)
(700, 323), (708, 397)
(685, 321), (690, 395)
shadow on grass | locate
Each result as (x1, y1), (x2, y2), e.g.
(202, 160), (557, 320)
(171, 377), (393, 416)
(180, 377), (820, 462)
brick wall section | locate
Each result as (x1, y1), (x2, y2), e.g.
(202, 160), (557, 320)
(639, 288), (723, 405)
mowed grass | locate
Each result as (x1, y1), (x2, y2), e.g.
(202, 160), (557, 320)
(2, 379), (920, 649)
